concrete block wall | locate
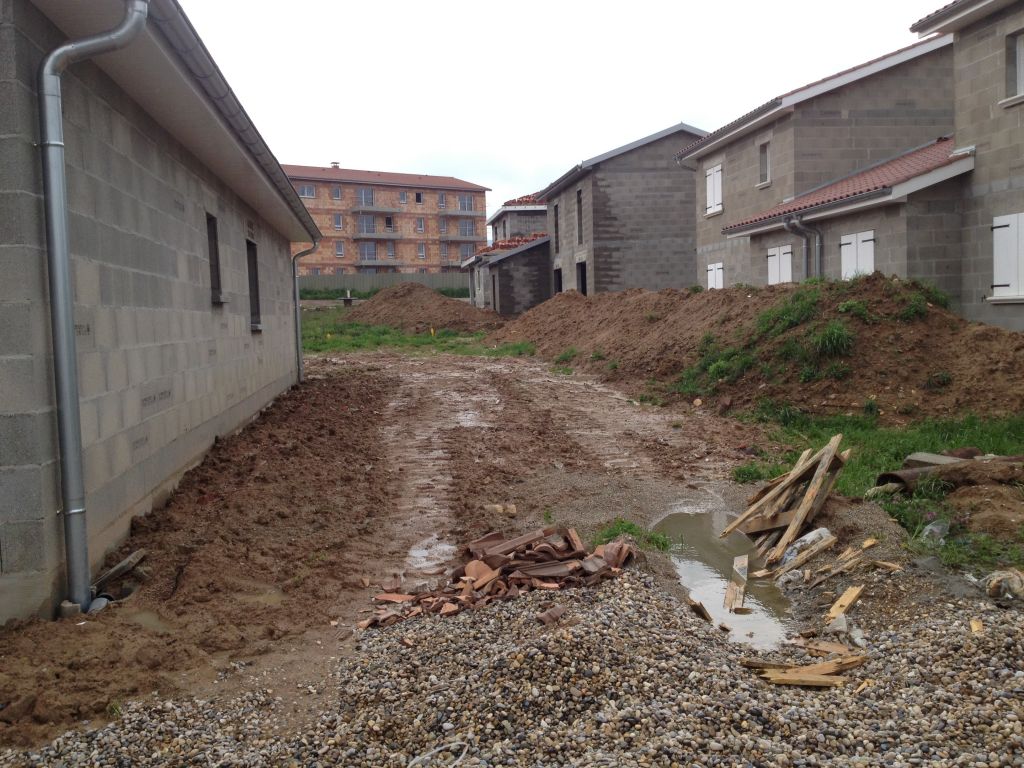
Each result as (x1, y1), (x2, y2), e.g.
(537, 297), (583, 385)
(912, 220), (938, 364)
(951, 4), (1024, 330)
(0, 0), (300, 620)
(548, 175), (593, 293)
(493, 242), (552, 316)
(490, 209), (547, 241)
(906, 179), (965, 304)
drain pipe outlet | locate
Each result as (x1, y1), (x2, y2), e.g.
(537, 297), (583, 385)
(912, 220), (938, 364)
(39, 0), (150, 612)
(291, 242), (319, 384)
(782, 217), (812, 280)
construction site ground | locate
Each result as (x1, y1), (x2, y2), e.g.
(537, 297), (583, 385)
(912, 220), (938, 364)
(3, 348), (1020, 766)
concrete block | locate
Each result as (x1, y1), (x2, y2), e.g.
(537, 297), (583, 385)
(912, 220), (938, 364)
(77, 350), (105, 400)
(0, 355), (46, 413)
(0, 411), (54, 466)
(0, 300), (32, 356)
(0, 465), (44, 523)
(0, 520), (46, 573)
(0, 190), (43, 247)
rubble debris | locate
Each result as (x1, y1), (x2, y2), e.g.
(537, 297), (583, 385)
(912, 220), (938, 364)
(827, 585), (865, 622)
(355, 527), (635, 630)
(970, 618), (984, 634)
(983, 568), (1024, 599)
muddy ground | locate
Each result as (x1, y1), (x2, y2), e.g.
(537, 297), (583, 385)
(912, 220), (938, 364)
(0, 353), (966, 748)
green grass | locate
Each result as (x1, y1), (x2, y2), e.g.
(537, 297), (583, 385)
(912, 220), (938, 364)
(554, 347), (578, 364)
(594, 518), (671, 551)
(669, 333), (755, 396)
(302, 309), (532, 357)
(810, 319), (855, 357)
(590, 350), (607, 361)
(732, 461), (790, 484)
(898, 292), (928, 321)
(910, 280), (950, 309)
(755, 286), (820, 338)
(636, 393), (665, 407)
(552, 365), (574, 375)
(837, 299), (877, 323)
(299, 286), (470, 300)
(924, 371), (953, 391)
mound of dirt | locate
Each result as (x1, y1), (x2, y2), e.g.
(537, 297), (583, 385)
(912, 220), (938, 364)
(348, 283), (502, 333)
(489, 274), (1024, 422)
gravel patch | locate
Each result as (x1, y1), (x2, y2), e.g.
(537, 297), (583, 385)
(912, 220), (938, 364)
(4, 572), (1022, 767)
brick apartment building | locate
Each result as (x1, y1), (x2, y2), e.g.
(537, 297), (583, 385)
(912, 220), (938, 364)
(283, 164), (489, 275)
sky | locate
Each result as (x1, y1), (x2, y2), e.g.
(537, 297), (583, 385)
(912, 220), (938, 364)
(178, 0), (943, 232)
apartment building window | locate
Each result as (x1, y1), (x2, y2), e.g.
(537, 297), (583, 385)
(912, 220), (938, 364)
(297, 183), (315, 198)
(458, 219), (475, 237)
(331, 186), (342, 200)
(438, 192), (447, 209)
(310, 267), (321, 276)
(359, 241), (377, 261)
(358, 214), (375, 234)
(417, 243), (426, 259)
(839, 230), (875, 279)
(386, 241), (396, 259)
(758, 142), (771, 186)
(460, 243), (473, 259)
(246, 240), (261, 329)
(458, 193), (474, 211)
(385, 215), (395, 231)
(705, 164), (723, 214)
(440, 242), (449, 260)
(576, 189), (584, 245)
(205, 213), (223, 304)
(706, 262), (724, 290)
(766, 245), (792, 285)
(416, 217), (425, 233)
(333, 213), (344, 229)
(991, 213), (1024, 298)
(1008, 32), (1024, 99)
(335, 241), (344, 257)
(554, 204), (560, 253)
(439, 217), (448, 234)
(415, 191), (423, 204)
(357, 187), (374, 206)
(399, 190), (408, 204)
(334, 267), (344, 275)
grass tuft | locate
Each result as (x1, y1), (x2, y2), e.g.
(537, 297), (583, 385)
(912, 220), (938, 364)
(755, 287), (821, 338)
(811, 319), (855, 357)
(594, 518), (671, 551)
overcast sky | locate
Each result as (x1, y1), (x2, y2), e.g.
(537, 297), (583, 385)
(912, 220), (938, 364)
(178, 0), (942, 229)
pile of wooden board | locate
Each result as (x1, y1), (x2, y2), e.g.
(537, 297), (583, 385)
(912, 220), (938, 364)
(722, 434), (850, 565)
(741, 652), (868, 687)
(357, 527), (635, 630)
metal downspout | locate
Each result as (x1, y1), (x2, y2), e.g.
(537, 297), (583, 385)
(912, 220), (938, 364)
(38, 0), (150, 612)
(291, 243), (319, 384)
(782, 217), (811, 280)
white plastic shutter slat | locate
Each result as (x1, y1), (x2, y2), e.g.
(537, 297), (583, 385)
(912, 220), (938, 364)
(706, 170), (715, 213)
(713, 167), (723, 212)
(707, 263), (715, 290)
(992, 214), (1019, 297)
(840, 239), (856, 279)
(856, 230), (875, 276)
(767, 247), (780, 285)
(780, 245), (793, 284)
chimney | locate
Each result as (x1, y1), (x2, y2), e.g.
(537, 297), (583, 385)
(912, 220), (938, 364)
(330, 161), (340, 168)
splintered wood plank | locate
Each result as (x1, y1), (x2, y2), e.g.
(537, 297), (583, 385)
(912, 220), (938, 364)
(790, 638), (853, 657)
(725, 555), (749, 612)
(827, 585), (865, 622)
(740, 658), (792, 670)
(789, 654), (868, 676)
(808, 554), (864, 588)
(740, 504), (800, 535)
(872, 560), (903, 572)
(762, 671), (848, 687)
(770, 534), (838, 579)
(755, 530), (782, 559)
(687, 597), (712, 623)
(766, 435), (844, 564)
(721, 447), (827, 537)
(745, 449), (814, 506)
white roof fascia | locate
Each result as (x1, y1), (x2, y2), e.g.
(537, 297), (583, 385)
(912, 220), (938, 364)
(582, 120), (707, 168)
(912, 0), (1016, 35)
(687, 34), (953, 162)
(485, 205), (548, 226)
(725, 153), (974, 237)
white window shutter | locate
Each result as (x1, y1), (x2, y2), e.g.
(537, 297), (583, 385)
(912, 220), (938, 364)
(714, 263), (724, 290)
(840, 237), (856, 279)
(780, 245), (793, 283)
(705, 170), (715, 213)
(707, 263), (715, 289)
(857, 231), (875, 275)
(992, 214), (1019, 297)
(713, 167), (723, 211)
(767, 247), (780, 285)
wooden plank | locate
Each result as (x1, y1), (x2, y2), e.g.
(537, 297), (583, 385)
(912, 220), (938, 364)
(755, 530), (782, 559)
(788, 654), (868, 676)
(827, 585), (865, 622)
(725, 555), (748, 612)
(740, 658), (792, 670)
(92, 548), (147, 591)
(761, 671), (848, 687)
(872, 560), (903, 572)
(766, 435), (844, 564)
(765, 534), (838, 580)
(721, 446), (827, 537)
(808, 555), (863, 588)
(740, 504), (799, 535)
(745, 448), (813, 505)
(790, 638), (852, 656)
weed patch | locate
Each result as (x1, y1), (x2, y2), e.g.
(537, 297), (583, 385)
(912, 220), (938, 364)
(811, 319), (855, 358)
(755, 287), (821, 338)
(924, 371), (953, 391)
(594, 519), (671, 551)
(898, 292), (928, 321)
(554, 347), (578, 364)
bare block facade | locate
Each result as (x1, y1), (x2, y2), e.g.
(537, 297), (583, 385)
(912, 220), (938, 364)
(0, 0), (319, 620)
(284, 165), (489, 276)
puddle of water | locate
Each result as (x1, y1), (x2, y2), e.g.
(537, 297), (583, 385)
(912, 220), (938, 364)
(406, 534), (458, 574)
(655, 501), (794, 650)
(123, 610), (173, 634)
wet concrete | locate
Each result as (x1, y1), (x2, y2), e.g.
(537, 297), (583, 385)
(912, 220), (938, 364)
(653, 487), (794, 650)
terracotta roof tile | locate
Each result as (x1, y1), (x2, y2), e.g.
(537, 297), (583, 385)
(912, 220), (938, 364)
(477, 232), (548, 255)
(502, 193), (545, 206)
(282, 164), (489, 192)
(724, 138), (960, 232)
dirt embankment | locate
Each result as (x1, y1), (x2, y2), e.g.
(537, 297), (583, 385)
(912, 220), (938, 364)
(489, 274), (1024, 421)
(0, 368), (396, 747)
(347, 283), (502, 334)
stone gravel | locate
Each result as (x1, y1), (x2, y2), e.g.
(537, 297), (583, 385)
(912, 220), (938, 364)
(3, 572), (1023, 767)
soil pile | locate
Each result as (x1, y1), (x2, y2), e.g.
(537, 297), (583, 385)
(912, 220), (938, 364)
(348, 283), (502, 333)
(490, 274), (1024, 421)
(0, 368), (396, 747)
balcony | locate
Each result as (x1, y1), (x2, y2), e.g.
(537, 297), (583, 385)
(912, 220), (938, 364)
(357, 257), (400, 267)
(440, 233), (484, 243)
(440, 208), (486, 217)
(349, 204), (400, 214)
(352, 226), (403, 240)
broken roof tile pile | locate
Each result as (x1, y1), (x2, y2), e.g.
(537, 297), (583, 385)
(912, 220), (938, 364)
(477, 232), (548, 255)
(358, 527), (635, 630)
(726, 138), (959, 231)
(502, 193), (544, 206)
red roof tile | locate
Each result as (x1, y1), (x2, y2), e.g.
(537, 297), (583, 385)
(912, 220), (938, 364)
(477, 232), (548, 255)
(724, 138), (960, 232)
(502, 193), (545, 206)
(282, 164), (489, 192)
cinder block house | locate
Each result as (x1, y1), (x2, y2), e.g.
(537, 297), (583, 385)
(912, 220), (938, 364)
(486, 194), (547, 243)
(0, 0), (320, 620)
(464, 234), (551, 316)
(909, 0), (1024, 329)
(675, 36), (955, 290)
(283, 164), (489, 276)
(540, 121), (707, 295)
